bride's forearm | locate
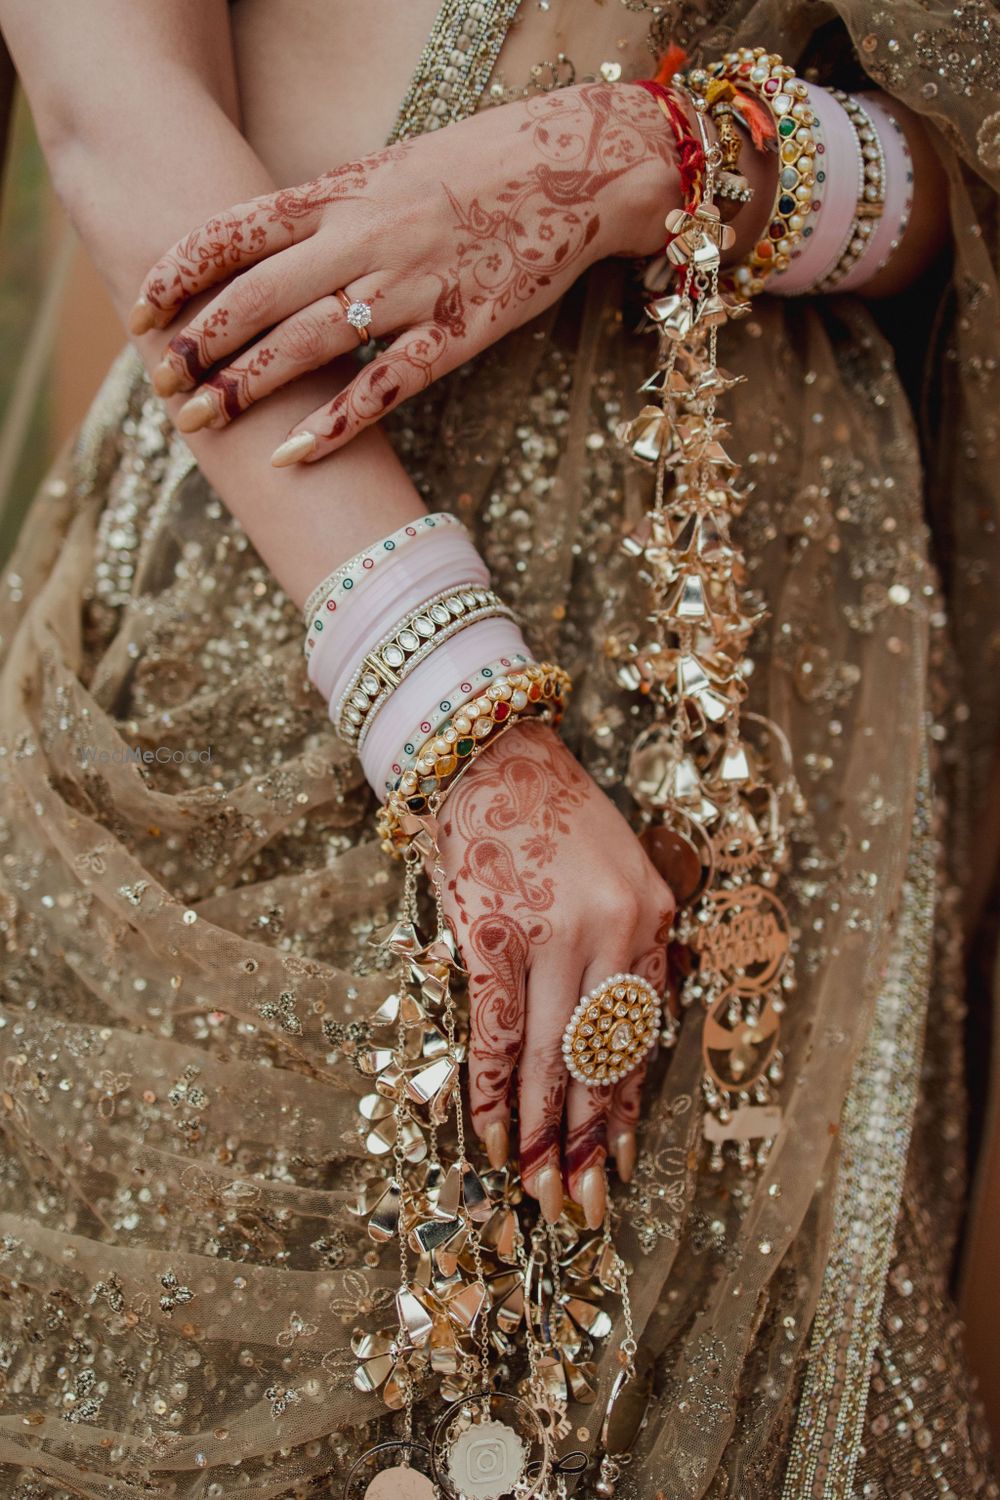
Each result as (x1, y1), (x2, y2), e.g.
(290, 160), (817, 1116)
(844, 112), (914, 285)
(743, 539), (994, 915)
(1, 0), (426, 609)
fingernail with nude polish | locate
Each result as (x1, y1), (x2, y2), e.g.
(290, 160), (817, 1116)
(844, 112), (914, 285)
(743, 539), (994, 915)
(580, 1163), (606, 1230)
(536, 1166), (564, 1225)
(484, 1121), (509, 1170)
(152, 361), (185, 398)
(128, 298), (157, 336)
(271, 432), (317, 468)
(613, 1131), (636, 1184)
(175, 393), (217, 433)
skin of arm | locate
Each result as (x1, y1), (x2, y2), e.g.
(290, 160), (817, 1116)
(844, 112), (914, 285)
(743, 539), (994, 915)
(0, 0), (428, 609)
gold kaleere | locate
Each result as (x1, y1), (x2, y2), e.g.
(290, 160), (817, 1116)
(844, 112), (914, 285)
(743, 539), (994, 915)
(617, 128), (805, 1172)
(351, 810), (619, 1491)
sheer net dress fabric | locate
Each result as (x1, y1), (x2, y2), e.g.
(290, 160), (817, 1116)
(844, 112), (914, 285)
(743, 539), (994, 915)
(1, 1), (1000, 1497)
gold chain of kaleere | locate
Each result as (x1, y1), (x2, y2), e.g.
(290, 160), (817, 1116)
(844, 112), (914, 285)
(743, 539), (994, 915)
(615, 92), (806, 1172)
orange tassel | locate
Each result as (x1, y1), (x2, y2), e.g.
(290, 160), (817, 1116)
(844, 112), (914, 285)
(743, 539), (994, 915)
(732, 88), (776, 149)
(654, 45), (688, 85)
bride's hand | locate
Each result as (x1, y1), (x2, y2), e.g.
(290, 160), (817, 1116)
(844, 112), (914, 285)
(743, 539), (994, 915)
(437, 721), (674, 1229)
(129, 83), (674, 464)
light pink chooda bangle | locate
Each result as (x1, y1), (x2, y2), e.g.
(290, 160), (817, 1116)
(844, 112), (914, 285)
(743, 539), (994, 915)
(306, 530), (491, 708)
(360, 615), (533, 796)
(836, 93), (913, 291)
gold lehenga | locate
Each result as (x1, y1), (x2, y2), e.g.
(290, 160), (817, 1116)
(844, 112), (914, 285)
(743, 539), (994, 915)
(2, 1), (1000, 1496)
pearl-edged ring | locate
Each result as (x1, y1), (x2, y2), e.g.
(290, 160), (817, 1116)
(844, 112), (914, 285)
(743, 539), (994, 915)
(561, 972), (662, 1087)
(335, 288), (374, 345)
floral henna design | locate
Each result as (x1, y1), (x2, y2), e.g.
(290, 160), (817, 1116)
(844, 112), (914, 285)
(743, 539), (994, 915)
(139, 83), (682, 434)
(317, 325), (448, 445)
(142, 145), (413, 322)
(292, 84), (682, 449)
(444, 84), (675, 326)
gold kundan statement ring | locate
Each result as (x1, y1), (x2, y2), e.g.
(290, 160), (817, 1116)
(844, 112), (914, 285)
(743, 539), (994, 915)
(561, 973), (662, 1086)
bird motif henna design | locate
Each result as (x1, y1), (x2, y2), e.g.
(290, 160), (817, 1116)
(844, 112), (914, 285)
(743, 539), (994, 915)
(302, 84), (678, 445)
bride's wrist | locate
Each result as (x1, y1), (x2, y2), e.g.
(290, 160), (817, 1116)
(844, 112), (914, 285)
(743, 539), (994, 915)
(597, 84), (692, 260)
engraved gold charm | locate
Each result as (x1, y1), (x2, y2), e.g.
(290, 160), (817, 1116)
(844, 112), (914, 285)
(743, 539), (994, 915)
(446, 1420), (527, 1499)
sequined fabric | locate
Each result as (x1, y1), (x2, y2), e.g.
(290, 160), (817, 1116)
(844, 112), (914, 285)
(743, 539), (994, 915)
(1, 2), (1000, 1496)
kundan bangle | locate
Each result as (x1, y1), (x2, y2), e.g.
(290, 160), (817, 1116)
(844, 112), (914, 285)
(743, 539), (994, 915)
(377, 662), (572, 851)
(687, 48), (818, 299)
(384, 648), (535, 788)
(308, 530), (491, 706)
(334, 585), (511, 746)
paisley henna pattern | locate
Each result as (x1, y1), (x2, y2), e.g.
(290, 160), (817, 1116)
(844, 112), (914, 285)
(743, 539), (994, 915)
(437, 723), (676, 1193)
(445, 729), (588, 1130)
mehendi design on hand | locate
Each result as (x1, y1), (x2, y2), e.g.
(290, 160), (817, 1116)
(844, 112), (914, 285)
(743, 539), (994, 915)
(564, 1083), (613, 1180)
(444, 732), (587, 1128)
(300, 84), (676, 448)
(519, 1069), (567, 1181)
(142, 145), (413, 321)
(137, 83), (681, 443)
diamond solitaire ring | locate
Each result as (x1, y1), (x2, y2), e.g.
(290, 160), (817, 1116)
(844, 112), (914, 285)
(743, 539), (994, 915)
(335, 288), (374, 345)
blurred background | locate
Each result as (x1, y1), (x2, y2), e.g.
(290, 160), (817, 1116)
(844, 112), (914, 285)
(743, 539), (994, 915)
(1, 80), (121, 566)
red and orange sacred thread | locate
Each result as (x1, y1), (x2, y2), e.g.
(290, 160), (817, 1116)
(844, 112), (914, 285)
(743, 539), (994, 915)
(635, 76), (706, 223)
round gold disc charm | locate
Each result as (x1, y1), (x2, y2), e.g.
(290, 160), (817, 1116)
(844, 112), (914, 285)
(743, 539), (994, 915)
(561, 973), (661, 1086)
(363, 1466), (436, 1500)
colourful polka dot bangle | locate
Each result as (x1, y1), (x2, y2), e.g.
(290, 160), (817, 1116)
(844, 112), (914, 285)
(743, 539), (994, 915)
(386, 650), (535, 793)
(303, 512), (465, 656)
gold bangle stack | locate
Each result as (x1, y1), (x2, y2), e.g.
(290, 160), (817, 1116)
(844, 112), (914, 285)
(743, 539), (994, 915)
(377, 662), (572, 853)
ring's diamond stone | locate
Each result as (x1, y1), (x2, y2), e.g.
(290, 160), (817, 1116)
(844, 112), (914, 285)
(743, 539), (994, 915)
(611, 1021), (634, 1051)
(345, 300), (373, 330)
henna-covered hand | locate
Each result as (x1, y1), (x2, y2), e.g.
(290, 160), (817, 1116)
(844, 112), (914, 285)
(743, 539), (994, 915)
(129, 83), (680, 461)
(438, 722), (675, 1229)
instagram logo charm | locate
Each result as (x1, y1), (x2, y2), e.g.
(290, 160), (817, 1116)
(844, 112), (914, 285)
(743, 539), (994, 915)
(446, 1419), (527, 1499)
